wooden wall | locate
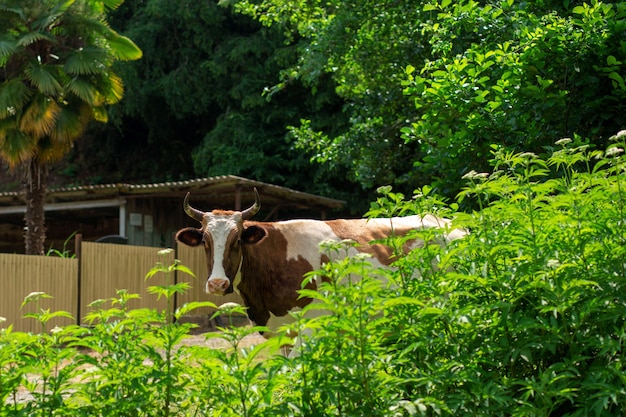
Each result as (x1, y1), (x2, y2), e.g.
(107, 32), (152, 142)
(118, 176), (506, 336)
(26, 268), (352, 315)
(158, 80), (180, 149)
(0, 241), (244, 332)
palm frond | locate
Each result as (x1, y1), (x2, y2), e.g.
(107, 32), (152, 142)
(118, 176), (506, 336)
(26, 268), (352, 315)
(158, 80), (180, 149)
(0, 122), (37, 168)
(92, 105), (108, 122)
(37, 135), (73, 164)
(32, 0), (75, 31)
(64, 47), (109, 75)
(0, 36), (19, 60)
(0, 5), (26, 21)
(19, 96), (61, 138)
(100, 71), (124, 104)
(60, 13), (112, 38)
(105, 34), (142, 61)
(0, 80), (32, 119)
(48, 101), (90, 144)
(25, 62), (63, 96)
(66, 76), (100, 105)
(16, 31), (55, 47)
(102, 0), (125, 11)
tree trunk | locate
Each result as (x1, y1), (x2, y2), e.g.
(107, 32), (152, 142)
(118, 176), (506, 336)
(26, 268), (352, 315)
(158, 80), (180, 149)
(21, 160), (47, 255)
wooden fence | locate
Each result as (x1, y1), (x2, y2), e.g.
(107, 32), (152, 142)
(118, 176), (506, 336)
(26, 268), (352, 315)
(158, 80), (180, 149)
(0, 240), (243, 332)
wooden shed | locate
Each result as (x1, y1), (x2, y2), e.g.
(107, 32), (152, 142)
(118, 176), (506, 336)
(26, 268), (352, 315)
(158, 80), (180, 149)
(0, 176), (345, 254)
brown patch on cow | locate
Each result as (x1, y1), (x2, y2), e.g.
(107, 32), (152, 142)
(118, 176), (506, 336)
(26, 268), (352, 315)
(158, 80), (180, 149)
(175, 227), (204, 247)
(211, 209), (237, 216)
(237, 222), (315, 327)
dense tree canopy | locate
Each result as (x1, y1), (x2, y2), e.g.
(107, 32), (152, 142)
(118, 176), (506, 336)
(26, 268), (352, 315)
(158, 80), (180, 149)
(56, 0), (626, 212)
(237, 0), (626, 197)
(63, 0), (354, 202)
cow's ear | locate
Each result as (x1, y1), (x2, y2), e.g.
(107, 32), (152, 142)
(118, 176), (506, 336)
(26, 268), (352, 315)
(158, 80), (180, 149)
(241, 225), (267, 245)
(176, 228), (204, 247)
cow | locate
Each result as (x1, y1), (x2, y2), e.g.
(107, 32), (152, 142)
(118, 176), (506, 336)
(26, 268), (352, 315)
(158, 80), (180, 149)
(175, 188), (466, 335)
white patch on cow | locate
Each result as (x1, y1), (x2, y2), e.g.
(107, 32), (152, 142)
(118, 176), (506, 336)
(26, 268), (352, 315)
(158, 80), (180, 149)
(369, 215), (464, 246)
(206, 214), (241, 282)
(274, 220), (340, 267)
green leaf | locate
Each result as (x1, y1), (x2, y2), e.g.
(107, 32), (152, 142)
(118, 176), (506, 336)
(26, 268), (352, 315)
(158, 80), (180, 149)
(64, 47), (110, 75)
(92, 105), (108, 122)
(0, 80), (32, 119)
(16, 31), (54, 47)
(102, 0), (125, 10)
(175, 301), (218, 318)
(21, 291), (53, 308)
(66, 77), (99, 105)
(24, 63), (63, 96)
(106, 34), (143, 61)
(608, 72), (625, 89)
(0, 36), (18, 59)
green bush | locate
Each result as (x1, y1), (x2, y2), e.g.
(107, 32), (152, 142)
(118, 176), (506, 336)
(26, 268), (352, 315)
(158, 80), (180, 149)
(1, 132), (625, 415)
(285, 131), (626, 416)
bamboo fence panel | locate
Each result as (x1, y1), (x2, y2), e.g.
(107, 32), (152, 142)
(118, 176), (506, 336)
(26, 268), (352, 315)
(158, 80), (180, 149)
(0, 254), (77, 333)
(79, 242), (174, 322)
(175, 243), (245, 316)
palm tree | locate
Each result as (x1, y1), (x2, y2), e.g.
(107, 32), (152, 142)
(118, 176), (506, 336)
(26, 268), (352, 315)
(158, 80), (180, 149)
(0, 0), (141, 254)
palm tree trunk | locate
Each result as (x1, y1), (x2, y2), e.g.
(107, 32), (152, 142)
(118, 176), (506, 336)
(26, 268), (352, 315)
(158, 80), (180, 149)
(21, 160), (47, 255)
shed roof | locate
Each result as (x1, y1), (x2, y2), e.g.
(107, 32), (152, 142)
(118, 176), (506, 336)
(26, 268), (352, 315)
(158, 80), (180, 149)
(0, 175), (345, 215)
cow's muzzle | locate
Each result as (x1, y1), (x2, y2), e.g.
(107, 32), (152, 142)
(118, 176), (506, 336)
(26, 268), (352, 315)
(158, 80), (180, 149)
(206, 278), (230, 295)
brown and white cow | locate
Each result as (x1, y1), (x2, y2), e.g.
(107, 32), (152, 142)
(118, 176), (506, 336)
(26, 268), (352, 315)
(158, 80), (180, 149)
(176, 189), (465, 331)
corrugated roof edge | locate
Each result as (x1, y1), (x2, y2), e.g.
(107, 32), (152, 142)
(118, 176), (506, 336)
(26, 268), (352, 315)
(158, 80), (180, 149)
(0, 175), (345, 209)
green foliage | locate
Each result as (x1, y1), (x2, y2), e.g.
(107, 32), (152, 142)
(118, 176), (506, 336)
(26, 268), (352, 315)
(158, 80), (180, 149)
(69, 0), (350, 201)
(235, 0), (626, 202)
(236, 0), (427, 189)
(45, 231), (77, 258)
(402, 0), (626, 196)
(383, 132), (626, 416)
(0, 0), (141, 254)
(3, 136), (626, 415)
(0, 0), (142, 166)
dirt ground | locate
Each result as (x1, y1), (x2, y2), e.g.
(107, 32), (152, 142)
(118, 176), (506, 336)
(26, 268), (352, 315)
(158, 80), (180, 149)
(178, 329), (267, 349)
(177, 314), (267, 349)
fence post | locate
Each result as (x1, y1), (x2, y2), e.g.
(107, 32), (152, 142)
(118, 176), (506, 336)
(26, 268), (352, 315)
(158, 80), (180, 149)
(75, 233), (83, 326)
(173, 235), (178, 321)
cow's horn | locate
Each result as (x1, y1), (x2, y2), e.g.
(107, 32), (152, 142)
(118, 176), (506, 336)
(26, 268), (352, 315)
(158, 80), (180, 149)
(241, 188), (261, 220)
(183, 193), (204, 222)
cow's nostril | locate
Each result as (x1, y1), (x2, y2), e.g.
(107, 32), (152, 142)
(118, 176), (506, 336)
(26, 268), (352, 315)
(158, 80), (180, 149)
(207, 278), (230, 294)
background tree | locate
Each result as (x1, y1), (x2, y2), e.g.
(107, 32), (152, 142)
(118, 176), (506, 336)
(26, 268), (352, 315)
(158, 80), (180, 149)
(402, 0), (626, 194)
(64, 0), (352, 201)
(0, 0), (142, 254)
(235, 0), (626, 198)
(41, 0), (626, 217)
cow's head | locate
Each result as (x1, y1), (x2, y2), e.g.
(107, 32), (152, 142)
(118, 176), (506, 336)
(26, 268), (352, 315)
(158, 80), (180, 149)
(175, 188), (265, 295)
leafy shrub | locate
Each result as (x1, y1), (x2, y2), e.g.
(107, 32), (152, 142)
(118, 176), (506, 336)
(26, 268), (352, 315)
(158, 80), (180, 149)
(402, 0), (626, 196)
(2, 133), (626, 415)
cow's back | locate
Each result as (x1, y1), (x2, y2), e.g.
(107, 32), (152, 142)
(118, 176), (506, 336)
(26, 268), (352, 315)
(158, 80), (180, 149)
(236, 216), (461, 329)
